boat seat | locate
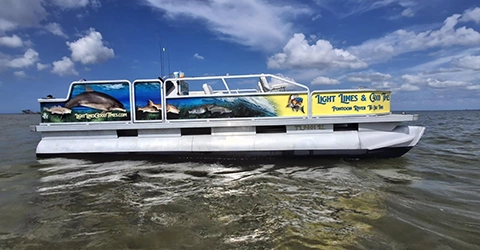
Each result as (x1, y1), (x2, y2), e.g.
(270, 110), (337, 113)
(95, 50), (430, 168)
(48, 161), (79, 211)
(202, 83), (214, 95)
(259, 76), (287, 92)
(258, 81), (265, 92)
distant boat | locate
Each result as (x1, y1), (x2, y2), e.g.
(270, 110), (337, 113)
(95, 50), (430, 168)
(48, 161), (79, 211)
(22, 109), (39, 114)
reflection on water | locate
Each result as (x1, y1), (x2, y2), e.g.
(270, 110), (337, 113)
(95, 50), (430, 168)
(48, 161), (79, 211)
(1, 112), (480, 249)
(9, 158), (382, 249)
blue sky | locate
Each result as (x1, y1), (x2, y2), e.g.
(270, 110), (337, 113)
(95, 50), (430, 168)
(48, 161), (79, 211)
(1, 0), (480, 113)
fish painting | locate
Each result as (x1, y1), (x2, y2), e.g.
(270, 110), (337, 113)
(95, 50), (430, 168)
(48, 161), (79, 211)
(137, 100), (160, 113)
(207, 105), (232, 114)
(150, 102), (180, 114)
(188, 106), (207, 115)
(65, 86), (126, 112)
(286, 94), (305, 113)
(188, 104), (214, 115)
(187, 104), (232, 115)
(43, 106), (72, 115)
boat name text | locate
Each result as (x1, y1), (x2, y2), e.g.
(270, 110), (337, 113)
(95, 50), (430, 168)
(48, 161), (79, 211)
(315, 92), (390, 105)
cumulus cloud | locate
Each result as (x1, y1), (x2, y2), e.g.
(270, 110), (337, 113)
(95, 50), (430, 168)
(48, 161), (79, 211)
(45, 23), (68, 38)
(311, 76), (340, 85)
(451, 55), (480, 70)
(13, 70), (27, 78)
(193, 53), (204, 60)
(371, 81), (396, 89)
(346, 72), (392, 82)
(267, 33), (367, 70)
(0, 0), (100, 34)
(349, 10), (480, 63)
(426, 78), (469, 88)
(0, 35), (23, 47)
(401, 73), (479, 91)
(402, 74), (426, 84)
(50, 0), (101, 9)
(0, 0), (47, 33)
(401, 8), (415, 17)
(460, 7), (480, 24)
(36, 62), (49, 70)
(144, 0), (311, 51)
(466, 85), (480, 90)
(51, 56), (78, 76)
(0, 48), (39, 68)
(67, 28), (114, 65)
(397, 83), (420, 91)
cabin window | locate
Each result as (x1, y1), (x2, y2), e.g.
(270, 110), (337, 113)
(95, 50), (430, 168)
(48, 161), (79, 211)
(165, 81), (175, 96)
(256, 125), (287, 134)
(181, 127), (211, 136)
(333, 123), (358, 131)
(117, 130), (138, 137)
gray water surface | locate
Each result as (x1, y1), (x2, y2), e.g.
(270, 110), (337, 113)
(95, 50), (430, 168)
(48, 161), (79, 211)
(0, 111), (479, 249)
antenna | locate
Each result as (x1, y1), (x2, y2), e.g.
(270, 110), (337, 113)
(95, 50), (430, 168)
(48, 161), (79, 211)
(160, 46), (165, 77)
(156, 34), (167, 77)
(167, 48), (171, 76)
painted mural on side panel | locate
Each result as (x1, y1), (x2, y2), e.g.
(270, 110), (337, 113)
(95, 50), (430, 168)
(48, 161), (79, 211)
(40, 82), (131, 123)
(134, 81), (165, 121)
(166, 93), (308, 120)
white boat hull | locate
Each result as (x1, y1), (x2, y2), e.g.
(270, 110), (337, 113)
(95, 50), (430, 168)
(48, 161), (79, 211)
(35, 118), (425, 159)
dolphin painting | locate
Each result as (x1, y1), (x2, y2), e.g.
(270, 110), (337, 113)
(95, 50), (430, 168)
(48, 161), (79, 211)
(65, 86), (126, 112)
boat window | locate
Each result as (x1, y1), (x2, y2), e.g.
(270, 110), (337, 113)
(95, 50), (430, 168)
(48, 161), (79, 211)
(181, 127), (211, 136)
(256, 125), (287, 134)
(165, 81), (175, 96)
(333, 123), (358, 131)
(117, 130), (138, 137)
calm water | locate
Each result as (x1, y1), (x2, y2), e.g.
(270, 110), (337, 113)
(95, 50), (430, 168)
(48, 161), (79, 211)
(0, 111), (479, 249)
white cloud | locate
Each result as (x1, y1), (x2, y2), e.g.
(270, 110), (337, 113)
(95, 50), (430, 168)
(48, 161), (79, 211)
(0, 35), (23, 47)
(193, 53), (204, 60)
(460, 7), (480, 24)
(451, 55), (480, 70)
(268, 33), (367, 70)
(36, 62), (49, 70)
(426, 78), (469, 88)
(346, 72), (392, 82)
(50, 0), (99, 9)
(45, 23), (68, 38)
(51, 57), (78, 76)
(315, 0), (420, 19)
(467, 85), (480, 90)
(13, 70), (27, 78)
(0, 48), (39, 68)
(371, 81), (396, 89)
(402, 74), (426, 84)
(0, 0), (47, 33)
(145, 0), (311, 51)
(401, 8), (415, 17)
(67, 28), (114, 65)
(311, 76), (340, 85)
(349, 11), (480, 63)
(397, 83), (420, 91)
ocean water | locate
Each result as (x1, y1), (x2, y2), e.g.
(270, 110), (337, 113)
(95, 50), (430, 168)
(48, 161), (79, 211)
(0, 111), (479, 249)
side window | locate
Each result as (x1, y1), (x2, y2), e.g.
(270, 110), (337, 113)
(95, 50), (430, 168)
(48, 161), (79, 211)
(165, 81), (175, 96)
